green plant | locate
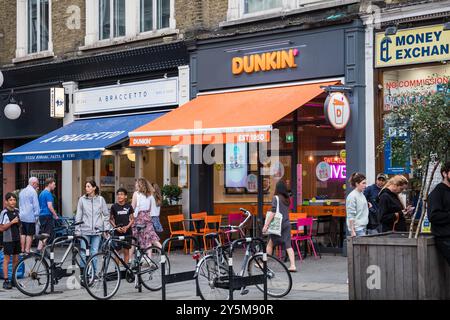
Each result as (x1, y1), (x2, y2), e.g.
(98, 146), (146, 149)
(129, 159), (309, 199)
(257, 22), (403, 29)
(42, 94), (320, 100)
(161, 184), (182, 205)
(378, 80), (450, 238)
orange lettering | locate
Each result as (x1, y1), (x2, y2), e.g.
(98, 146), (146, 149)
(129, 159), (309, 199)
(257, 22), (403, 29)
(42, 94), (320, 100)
(243, 55), (255, 74)
(254, 54), (266, 72)
(265, 52), (277, 71)
(232, 57), (244, 75)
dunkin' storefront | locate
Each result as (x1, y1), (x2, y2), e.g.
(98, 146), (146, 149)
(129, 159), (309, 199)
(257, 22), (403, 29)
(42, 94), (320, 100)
(129, 22), (367, 250)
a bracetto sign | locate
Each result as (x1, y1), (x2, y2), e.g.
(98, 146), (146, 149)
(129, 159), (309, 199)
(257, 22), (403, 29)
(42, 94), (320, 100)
(74, 77), (178, 115)
(375, 24), (450, 68)
(232, 48), (299, 75)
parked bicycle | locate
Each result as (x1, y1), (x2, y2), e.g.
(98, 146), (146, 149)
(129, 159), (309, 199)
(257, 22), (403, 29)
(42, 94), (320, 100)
(13, 221), (87, 297)
(195, 208), (292, 300)
(83, 224), (170, 300)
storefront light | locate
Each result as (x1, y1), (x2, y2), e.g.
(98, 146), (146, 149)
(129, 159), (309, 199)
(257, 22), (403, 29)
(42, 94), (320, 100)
(127, 153), (136, 162)
(308, 155), (314, 162)
(332, 140), (346, 145)
(170, 147), (179, 153)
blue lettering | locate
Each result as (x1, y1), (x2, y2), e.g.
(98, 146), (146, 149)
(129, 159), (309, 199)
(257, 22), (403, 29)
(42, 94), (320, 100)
(425, 32), (433, 43)
(422, 46), (430, 56)
(404, 48), (412, 58)
(396, 36), (405, 46)
(406, 35), (415, 45)
(416, 33), (424, 44)
(434, 31), (442, 42)
(412, 47), (420, 58)
(441, 44), (449, 55)
(396, 49), (403, 59)
(431, 45), (439, 56)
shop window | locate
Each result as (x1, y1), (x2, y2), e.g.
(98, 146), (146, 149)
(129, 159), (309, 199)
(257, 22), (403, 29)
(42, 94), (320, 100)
(100, 155), (116, 204)
(119, 154), (136, 197)
(140, 0), (171, 33)
(81, 160), (95, 195)
(99, 0), (125, 40)
(143, 149), (164, 187)
(27, 0), (49, 53)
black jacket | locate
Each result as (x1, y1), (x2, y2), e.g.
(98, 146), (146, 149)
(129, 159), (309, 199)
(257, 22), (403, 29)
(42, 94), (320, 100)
(428, 183), (450, 238)
(364, 184), (382, 229)
(378, 188), (407, 232)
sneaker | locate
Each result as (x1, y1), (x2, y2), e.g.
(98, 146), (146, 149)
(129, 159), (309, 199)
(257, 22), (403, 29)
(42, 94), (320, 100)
(3, 280), (12, 290)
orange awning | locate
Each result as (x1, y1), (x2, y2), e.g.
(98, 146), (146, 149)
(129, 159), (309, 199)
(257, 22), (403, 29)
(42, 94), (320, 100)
(129, 80), (338, 146)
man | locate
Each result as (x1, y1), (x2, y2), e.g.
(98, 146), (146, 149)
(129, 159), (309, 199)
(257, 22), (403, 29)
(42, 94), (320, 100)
(18, 177), (40, 254)
(428, 162), (450, 266)
(37, 178), (59, 251)
(364, 173), (388, 234)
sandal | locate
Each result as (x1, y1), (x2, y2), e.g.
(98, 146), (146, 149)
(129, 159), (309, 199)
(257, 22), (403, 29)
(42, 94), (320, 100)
(288, 268), (297, 272)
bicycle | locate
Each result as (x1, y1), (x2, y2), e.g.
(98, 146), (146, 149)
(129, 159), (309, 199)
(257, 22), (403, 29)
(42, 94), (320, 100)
(12, 221), (88, 297)
(83, 224), (170, 300)
(195, 208), (292, 300)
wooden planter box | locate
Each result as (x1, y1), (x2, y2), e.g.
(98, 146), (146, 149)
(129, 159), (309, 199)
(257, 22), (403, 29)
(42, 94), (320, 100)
(348, 232), (450, 300)
(159, 205), (182, 242)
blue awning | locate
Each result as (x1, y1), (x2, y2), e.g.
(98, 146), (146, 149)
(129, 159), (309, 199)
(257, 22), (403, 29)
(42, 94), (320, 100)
(2, 113), (165, 163)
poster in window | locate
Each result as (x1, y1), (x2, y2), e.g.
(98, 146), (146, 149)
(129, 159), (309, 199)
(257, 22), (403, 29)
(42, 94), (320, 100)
(225, 143), (248, 188)
(384, 118), (411, 174)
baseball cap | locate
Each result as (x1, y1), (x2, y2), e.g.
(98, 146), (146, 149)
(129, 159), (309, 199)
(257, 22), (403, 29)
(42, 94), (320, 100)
(377, 173), (388, 180)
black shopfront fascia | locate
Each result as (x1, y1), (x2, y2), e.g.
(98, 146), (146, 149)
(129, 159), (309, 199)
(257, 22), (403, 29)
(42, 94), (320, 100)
(189, 22), (367, 227)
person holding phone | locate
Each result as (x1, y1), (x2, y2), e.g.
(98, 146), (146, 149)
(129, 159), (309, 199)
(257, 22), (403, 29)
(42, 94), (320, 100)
(378, 175), (414, 232)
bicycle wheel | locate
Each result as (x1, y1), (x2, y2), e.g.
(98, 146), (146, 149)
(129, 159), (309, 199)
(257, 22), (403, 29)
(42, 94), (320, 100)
(247, 253), (292, 298)
(13, 253), (50, 297)
(196, 255), (230, 300)
(83, 252), (121, 300)
(138, 246), (170, 291)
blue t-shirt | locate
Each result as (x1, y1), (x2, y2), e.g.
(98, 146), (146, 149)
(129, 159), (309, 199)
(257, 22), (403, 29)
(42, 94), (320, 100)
(39, 190), (54, 217)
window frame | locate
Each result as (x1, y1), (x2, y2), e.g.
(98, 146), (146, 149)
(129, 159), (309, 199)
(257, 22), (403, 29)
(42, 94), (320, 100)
(98, 0), (126, 41)
(240, 0), (284, 18)
(26, 0), (51, 54)
(138, 0), (174, 36)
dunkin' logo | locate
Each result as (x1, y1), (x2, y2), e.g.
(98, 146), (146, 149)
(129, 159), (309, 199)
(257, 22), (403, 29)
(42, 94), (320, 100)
(232, 49), (299, 75)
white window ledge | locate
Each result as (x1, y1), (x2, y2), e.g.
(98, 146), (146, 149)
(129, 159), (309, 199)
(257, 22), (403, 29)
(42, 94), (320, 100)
(79, 29), (180, 51)
(13, 51), (55, 64)
(221, 0), (359, 27)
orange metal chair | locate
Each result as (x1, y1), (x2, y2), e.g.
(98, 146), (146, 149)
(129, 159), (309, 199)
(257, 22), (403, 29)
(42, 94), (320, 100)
(201, 215), (222, 250)
(167, 214), (192, 254)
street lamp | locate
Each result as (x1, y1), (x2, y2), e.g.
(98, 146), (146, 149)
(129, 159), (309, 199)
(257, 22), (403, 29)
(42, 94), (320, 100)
(3, 90), (22, 120)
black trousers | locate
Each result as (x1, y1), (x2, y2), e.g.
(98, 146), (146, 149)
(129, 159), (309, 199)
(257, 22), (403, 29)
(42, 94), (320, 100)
(435, 237), (450, 266)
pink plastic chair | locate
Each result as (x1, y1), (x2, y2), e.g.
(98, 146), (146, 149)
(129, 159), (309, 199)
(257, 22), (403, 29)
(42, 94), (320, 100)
(292, 218), (319, 261)
(223, 213), (246, 244)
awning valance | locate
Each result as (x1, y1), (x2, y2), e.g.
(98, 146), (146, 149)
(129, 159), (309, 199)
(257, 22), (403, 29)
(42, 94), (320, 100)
(129, 81), (338, 146)
(3, 112), (166, 163)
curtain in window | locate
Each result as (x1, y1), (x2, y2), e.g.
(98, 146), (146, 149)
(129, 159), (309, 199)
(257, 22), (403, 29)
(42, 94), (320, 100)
(28, 0), (38, 53)
(157, 0), (170, 29)
(113, 0), (125, 37)
(244, 0), (282, 14)
(40, 0), (49, 51)
(140, 0), (153, 32)
(99, 0), (110, 40)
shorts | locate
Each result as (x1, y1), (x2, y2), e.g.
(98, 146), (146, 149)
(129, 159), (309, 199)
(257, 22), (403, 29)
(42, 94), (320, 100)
(113, 233), (132, 250)
(20, 222), (36, 236)
(39, 216), (54, 236)
(3, 241), (21, 255)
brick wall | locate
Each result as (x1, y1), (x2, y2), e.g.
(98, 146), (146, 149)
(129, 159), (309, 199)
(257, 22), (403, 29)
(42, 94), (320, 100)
(0, 0), (17, 66)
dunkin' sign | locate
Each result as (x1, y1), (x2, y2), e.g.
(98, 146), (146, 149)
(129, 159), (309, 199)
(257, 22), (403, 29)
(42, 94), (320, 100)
(324, 92), (350, 130)
(232, 49), (299, 75)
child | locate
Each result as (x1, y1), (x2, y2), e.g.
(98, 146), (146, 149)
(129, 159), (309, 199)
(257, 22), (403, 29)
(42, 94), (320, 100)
(0, 193), (21, 289)
(110, 188), (134, 264)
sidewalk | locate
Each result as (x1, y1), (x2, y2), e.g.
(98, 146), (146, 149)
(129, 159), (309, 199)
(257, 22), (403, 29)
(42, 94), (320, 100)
(0, 248), (348, 300)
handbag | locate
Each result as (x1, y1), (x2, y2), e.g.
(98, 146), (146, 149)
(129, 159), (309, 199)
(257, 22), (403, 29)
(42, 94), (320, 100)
(264, 196), (283, 237)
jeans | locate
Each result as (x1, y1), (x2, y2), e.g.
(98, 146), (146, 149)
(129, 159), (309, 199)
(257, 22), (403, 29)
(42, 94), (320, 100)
(80, 235), (101, 270)
(355, 228), (367, 237)
(367, 228), (379, 235)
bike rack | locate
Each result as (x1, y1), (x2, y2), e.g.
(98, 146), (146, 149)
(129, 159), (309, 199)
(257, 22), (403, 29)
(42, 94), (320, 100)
(49, 235), (90, 294)
(227, 237), (268, 300)
(160, 236), (200, 300)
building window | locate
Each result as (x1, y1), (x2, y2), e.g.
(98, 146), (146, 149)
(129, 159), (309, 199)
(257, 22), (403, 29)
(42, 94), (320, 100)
(27, 0), (49, 53)
(244, 0), (282, 14)
(140, 0), (170, 33)
(99, 0), (125, 40)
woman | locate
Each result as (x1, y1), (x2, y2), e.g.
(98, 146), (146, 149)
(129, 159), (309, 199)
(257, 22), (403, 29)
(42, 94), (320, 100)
(131, 178), (161, 249)
(150, 183), (163, 234)
(262, 180), (297, 272)
(346, 172), (370, 237)
(378, 175), (414, 232)
(75, 180), (109, 269)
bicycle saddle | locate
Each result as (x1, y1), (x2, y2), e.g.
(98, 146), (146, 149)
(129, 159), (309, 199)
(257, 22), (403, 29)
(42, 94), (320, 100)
(35, 234), (50, 241)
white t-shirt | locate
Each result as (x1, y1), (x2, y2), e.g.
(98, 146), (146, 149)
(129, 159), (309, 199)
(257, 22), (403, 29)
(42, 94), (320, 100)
(134, 192), (151, 217)
(149, 195), (161, 217)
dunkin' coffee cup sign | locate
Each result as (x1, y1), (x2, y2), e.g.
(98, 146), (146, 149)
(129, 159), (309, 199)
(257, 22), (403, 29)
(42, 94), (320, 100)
(324, 92), (350, 130)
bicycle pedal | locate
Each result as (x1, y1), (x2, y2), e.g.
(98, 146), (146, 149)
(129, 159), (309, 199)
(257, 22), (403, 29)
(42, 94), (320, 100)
(240, 288), (249, 295)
